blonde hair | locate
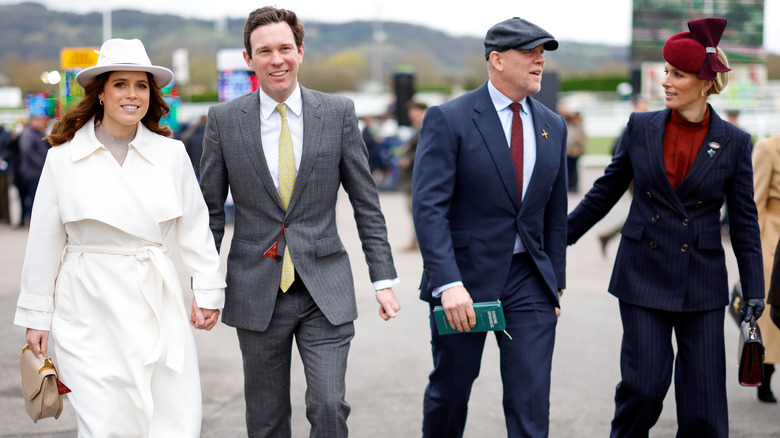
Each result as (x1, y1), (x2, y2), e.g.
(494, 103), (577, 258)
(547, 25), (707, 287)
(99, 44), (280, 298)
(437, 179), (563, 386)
(708, 49), (730, 95)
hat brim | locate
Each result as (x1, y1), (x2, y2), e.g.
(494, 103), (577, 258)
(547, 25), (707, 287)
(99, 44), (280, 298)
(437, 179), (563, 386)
(516, 37), (559, 51)
(75, 64), (174, 89)
(484, 37), (559, 59)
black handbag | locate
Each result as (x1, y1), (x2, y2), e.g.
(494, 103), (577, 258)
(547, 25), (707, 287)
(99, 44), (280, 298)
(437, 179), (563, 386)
(738, 316), (765, 386)
(728, 281), (744, 327)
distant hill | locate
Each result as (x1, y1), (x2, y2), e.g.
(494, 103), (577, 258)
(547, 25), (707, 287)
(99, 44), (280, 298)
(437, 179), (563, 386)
(0, 2), (631, 93)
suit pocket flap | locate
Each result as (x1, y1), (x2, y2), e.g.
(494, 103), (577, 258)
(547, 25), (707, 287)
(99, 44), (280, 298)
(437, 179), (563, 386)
(620, 221), (644, 241)
(697, 232), (722, 250)
(316, 235), (344, 257)
(451, 230), (472, 248)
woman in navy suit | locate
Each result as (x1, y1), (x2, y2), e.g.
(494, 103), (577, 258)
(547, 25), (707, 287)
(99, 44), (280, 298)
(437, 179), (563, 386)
(568, 18), (764, 437)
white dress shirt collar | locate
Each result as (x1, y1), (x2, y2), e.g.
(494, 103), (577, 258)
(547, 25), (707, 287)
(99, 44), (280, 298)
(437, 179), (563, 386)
(487, 80), (529, 116)
(260, 83), (302, 119)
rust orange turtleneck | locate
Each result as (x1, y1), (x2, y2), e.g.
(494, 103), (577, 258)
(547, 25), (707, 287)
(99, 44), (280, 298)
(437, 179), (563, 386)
(663, 108), (711, 189)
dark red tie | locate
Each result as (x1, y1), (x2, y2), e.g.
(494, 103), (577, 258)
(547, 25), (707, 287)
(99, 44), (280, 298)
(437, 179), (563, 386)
(509, 102), (524, 204)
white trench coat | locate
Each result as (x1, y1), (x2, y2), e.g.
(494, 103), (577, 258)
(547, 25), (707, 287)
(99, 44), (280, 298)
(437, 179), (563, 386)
(14, 118), (225, 437)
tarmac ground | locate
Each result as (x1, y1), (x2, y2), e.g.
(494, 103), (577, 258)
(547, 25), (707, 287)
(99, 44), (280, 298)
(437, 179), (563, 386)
(1, 167), (780, 437)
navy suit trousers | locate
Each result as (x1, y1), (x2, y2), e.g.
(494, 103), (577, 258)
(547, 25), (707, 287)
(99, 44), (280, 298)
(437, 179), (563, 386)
(422, 253), (558, 438)
(611, 301), (727, 438)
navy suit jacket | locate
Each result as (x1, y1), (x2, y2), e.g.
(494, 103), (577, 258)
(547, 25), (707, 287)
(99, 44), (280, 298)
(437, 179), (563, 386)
(412, 82), (568, 305)
(568, 107), (764, 311)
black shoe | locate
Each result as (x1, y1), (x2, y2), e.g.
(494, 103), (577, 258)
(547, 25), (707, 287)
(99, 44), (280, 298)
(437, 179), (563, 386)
(759, 364), (777, 403)
(758, 386), (777, 403)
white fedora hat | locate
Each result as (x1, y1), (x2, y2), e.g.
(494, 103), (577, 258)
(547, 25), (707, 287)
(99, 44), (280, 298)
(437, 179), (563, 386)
(75, 38), (174, 89)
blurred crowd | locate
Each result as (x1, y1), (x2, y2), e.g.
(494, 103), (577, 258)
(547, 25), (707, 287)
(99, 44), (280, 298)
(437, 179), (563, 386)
(0, 114), (51, 228)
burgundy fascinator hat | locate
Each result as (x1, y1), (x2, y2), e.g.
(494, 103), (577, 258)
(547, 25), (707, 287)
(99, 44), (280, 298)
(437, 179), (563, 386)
(662, 18), (731, 81)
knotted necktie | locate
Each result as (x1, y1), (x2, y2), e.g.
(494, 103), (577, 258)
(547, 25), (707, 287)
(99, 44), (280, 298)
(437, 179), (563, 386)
(277, 103), (296, 292)
(509, 102), (524, 204)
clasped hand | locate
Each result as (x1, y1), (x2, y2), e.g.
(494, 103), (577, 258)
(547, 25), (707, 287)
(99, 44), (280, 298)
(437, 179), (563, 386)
(190, 298), (220, 330)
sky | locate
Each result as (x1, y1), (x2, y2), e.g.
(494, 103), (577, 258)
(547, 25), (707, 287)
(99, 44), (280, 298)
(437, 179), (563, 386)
(2, 0), (779, 53)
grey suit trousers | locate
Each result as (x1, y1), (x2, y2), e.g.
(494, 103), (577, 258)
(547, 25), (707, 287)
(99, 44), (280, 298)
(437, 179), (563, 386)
(237, 279), (355, 438)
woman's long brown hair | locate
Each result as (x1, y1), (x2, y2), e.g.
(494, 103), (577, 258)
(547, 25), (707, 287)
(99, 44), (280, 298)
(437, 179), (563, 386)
(46, 71), (172, 146)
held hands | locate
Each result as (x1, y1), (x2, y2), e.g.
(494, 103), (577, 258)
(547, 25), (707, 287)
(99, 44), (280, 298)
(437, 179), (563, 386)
(441, 285), (476, 332)
(376, 288), (401, 321)
(25, 328), (49, 356)
(743, 298), (766, 322)
(190, 298), (220, 331)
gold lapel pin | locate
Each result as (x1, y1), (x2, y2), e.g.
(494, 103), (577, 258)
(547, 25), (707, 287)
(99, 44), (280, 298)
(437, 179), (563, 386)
(542, 129), (549, 139)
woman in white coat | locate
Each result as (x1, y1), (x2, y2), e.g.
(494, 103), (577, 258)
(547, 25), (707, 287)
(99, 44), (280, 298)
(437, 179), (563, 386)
(14, 39), (226, 437)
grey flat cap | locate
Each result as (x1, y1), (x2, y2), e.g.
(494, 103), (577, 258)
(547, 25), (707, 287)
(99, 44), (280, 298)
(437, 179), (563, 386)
(484, 17), (558, 59)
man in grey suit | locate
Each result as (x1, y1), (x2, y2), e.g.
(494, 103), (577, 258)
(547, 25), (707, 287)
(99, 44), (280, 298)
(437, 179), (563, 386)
(199, 6), (401, 437)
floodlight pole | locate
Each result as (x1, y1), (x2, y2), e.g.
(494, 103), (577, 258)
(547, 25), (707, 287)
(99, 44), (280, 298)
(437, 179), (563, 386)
(103, 3), (112, 42)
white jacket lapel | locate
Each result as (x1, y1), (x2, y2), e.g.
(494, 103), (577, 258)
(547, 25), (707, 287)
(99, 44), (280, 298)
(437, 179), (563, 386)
(61, 118), (173, 243)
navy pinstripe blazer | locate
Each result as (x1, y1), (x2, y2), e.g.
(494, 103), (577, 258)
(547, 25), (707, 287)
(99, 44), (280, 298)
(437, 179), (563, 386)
(568, 107), (764, 311)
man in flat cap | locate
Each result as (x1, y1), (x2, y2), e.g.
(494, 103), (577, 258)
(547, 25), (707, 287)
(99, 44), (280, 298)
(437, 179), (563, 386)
(412, 17), (567, 437)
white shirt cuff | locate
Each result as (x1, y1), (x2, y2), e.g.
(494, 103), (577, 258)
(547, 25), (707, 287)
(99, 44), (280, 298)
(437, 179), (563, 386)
(14, 307), (52, 331)
(432, 281), (464, 298)
(373, 278), (400, 291)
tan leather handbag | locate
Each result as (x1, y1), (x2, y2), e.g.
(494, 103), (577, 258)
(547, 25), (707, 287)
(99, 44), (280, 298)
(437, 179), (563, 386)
(20, 344), (63, 422)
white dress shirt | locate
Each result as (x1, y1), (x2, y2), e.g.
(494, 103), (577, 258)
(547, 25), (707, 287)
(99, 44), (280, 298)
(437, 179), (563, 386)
(260, 85), (304, 185)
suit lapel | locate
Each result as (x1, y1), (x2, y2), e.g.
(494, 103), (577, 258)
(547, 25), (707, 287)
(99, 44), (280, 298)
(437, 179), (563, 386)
(676, 108), (730, 199)
(287, 86), (322, 213)
(473, 84), (521, 210)
(238, 91), (285, 211)
(643, 110), (688, 216)
(521, 98), (556, 210)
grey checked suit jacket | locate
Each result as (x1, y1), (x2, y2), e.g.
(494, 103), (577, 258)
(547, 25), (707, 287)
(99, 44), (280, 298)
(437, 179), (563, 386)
(200, 87), (397, 332)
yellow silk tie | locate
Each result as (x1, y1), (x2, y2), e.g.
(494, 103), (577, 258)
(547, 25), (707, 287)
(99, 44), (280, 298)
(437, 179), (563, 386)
(277, 103), (296, 292)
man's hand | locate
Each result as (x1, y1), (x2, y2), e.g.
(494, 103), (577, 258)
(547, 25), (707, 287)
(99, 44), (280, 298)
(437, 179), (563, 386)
(376, 288), (401, 320)
(26, 328), (49, 356)
(441, 285), (476, 332)
(191, 298), (220, 331)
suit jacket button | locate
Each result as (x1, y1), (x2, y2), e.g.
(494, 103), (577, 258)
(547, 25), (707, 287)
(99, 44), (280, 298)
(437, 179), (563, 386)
(696, 201), (704, 208)
(682, 218), (690, 226)
(646, 191), (653, 199)
(681, 243), (689, 252)
(651, 214), (660, 222)
(650, 241), (658, 249)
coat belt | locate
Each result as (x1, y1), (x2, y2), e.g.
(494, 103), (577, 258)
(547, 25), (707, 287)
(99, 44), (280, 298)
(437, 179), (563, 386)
(65, 244), (188, 373)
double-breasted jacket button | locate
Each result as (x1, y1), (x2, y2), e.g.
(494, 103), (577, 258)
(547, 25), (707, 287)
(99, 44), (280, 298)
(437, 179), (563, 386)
(681, 243), (689, 252)
(652, 214), (660, 223)
(646, 191), (653, 199)
(650, 241), (658, 249)
(682, 218), (690, 226)
(695, 201), (704, 208)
